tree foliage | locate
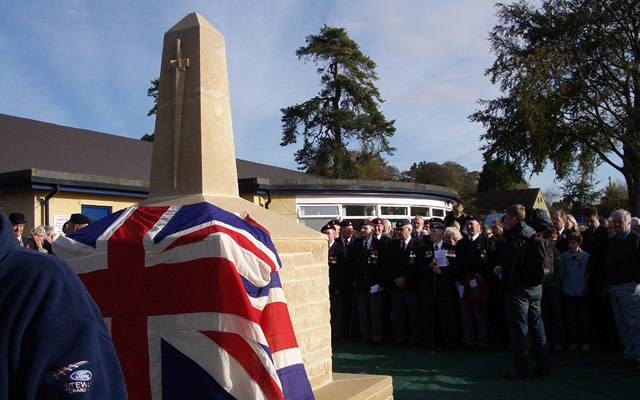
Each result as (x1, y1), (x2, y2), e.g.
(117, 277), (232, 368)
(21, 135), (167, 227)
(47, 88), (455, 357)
(405, 161), (479, 199)
(470, 0), (640, 215)
(281, 25), (396, 178)
(560, 172), (600, 212)
(598, 179), (628, 215)
(477, 156), (529, 192)
(139, 78), (159, 141)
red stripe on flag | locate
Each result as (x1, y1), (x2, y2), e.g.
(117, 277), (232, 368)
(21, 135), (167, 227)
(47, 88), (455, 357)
(203, 331), (284, 400)
(112, 317), (152, 400)
(260, 302), (299, 353)
(79, 258), (259, 322)
(107, 207), (169, 270)
(163, 224), (277, 273)
(244, 213), (271, 236)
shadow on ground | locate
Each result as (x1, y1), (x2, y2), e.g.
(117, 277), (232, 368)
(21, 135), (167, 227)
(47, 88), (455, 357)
(331, 341), (637, 400)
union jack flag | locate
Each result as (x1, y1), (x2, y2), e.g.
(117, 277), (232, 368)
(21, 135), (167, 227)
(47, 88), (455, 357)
(54, 202), (314, 400)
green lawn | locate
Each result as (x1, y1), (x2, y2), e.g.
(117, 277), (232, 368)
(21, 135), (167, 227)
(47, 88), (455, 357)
(331, 341), (637, 400)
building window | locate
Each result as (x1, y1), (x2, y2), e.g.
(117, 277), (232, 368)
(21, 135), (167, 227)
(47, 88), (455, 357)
(81, 205), (112, 222)
(298, 205), (340, 216)
(342, 205), (376, 217)
(411, 206), (430, 217)
(380, 206), (408, 216)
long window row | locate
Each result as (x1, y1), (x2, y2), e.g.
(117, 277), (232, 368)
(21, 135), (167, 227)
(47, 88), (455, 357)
(297, 203), (448, 231)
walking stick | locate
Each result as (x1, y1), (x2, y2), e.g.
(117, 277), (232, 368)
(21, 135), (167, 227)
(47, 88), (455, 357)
(431, 269), (436, 355)
(348, 291), (357, 339)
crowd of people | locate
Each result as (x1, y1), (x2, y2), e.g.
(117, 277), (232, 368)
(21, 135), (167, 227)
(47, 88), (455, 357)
(323, 203), (640, 378)
(7, 212), (91, 254)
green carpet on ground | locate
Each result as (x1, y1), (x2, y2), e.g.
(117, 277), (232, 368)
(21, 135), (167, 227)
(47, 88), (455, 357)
(331, 341), (637, 400)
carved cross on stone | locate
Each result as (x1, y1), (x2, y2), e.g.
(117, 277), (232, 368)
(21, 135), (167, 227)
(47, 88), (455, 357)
(169, 39), (189, 189)
(147, 13), (239, 201)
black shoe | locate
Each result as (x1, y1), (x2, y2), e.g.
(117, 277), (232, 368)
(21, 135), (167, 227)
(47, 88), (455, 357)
(504, 371), (530, 381)
(535, 370), (550, 378)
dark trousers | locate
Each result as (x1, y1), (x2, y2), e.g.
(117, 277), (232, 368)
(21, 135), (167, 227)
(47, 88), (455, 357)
(564, 295), (592, 346)
(390, 290), (418, 344)
(541, 286), (565, 347)
(330, 292), (344, 338)
(507, 286), (550, 375)
(459, 301), (488, 347)
(356, 291), (383, 342)
(420, 294), (461, 348)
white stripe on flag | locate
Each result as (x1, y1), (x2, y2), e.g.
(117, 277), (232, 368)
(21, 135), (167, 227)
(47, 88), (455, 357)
(248, 287), (286, 311)
(144, 233), (275, 288)
(272, 347), (304, 371)
(148, 313), (269, 347)
(149, 331), (271, 400)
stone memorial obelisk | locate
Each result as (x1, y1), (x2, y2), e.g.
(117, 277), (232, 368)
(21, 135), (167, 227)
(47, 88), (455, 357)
(143, 13), (392, 399)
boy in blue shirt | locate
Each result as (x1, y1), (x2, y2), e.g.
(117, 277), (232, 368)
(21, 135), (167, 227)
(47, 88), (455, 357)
(561, 231), (592, 350)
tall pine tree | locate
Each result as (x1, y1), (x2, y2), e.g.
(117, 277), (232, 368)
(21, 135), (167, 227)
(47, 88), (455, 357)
(281, 25), (396, 178)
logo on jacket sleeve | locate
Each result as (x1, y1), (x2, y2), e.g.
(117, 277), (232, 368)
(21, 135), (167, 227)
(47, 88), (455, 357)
(48, 361), (93, 394)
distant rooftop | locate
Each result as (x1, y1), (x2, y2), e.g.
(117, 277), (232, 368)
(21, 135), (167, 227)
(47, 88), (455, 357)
(0, 113), (315, 181)
(0, 113), (459, 202)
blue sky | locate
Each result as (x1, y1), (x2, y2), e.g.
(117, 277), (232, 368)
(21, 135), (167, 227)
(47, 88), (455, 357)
(0, 0), (623, 196)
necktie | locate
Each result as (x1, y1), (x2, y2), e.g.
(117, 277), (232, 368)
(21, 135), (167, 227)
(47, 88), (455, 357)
(401, 241), (406, 251)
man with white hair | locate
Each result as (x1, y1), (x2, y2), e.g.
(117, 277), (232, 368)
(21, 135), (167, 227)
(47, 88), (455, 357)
(607, 209), (640, 371)
(387, 219), (424, 344)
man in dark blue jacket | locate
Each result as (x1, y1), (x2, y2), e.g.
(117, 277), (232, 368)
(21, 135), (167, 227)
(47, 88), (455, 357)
(499, 204), (550, 380)
(0, 213), (127, 399)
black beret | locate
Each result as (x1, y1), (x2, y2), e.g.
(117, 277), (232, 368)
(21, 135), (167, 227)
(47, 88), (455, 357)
(327, 219), (340, 226)
(339, 220), (353, 228)
(395, 219), (411, 229)
(321, 223), (335, 233)
(360, 221), (375, 228)
(429, 218), (446, 231)
(464, 215), (481, 224)
(70, 213), (91, 225)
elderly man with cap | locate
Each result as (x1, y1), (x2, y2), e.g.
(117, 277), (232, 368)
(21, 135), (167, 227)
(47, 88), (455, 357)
(322, 223), (350, 340)
(456, 215), (492, 349)
(420, 218), (462, 349)
(336, 220), (354, 256)
(8, 213), (28, 247)
(349, 220), (386, 344)
(372, 218), (392, 247)
(386, 219), (424, 345)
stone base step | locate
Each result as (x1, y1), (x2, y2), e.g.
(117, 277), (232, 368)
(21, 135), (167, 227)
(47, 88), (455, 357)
(314, 373), (393, 400)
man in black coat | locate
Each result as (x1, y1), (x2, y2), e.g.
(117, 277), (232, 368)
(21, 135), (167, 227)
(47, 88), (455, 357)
(324, 223), (349, 340)
(499, 204), (550, 380)
(456, 216), (491, 348)
(336, 220), (355, 257)
(349, 221), (386, 344)
(581, 207), (613, 347)
(387, 219), (424, 344)
(420, 220), (462, 349)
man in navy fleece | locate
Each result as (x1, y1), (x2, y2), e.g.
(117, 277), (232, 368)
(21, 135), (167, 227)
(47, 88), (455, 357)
(0, 213), (127, 399)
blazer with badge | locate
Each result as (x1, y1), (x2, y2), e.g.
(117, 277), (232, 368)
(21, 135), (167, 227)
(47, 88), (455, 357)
(386, 237), (424, 291)
(328, 241), (350, 294)
(456, 235), (494, 282)
(349, 236), (386, 293)
(422, 241), (459, 297)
